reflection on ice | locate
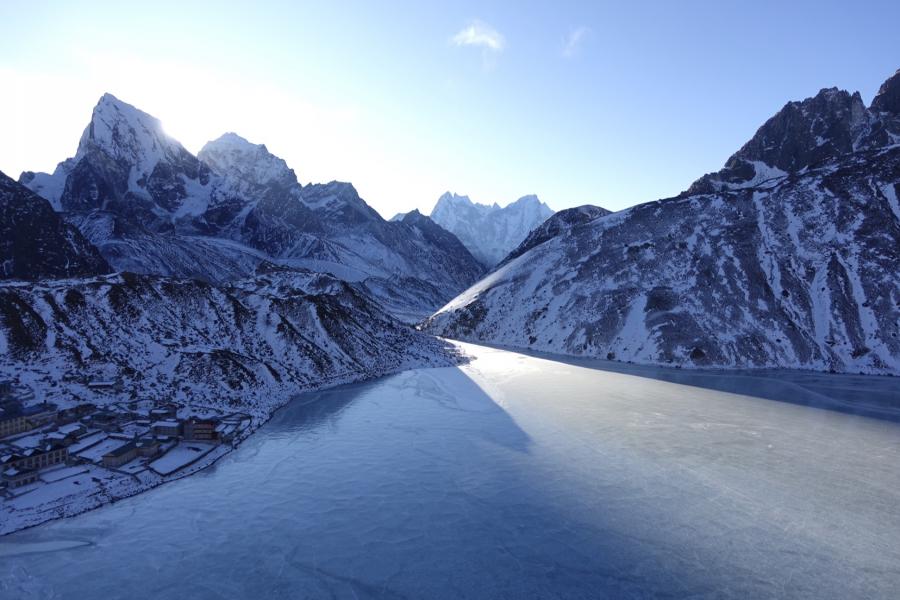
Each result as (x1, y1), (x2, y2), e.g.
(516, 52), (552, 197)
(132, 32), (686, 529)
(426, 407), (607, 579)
(469, 341), (900, 421)
(1, 341), (899, 599)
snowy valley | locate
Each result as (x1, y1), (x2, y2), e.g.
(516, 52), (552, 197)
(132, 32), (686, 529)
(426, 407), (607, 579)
(2, 69), (900, 544)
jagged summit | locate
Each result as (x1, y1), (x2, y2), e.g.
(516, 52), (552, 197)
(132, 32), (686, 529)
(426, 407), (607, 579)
(430, 192), (554, 267)
(77, 93), (188, 171)
(19, 93), (211, 219)
(729, 87), (870, 172)
(434, 192), (499, 213)
(687, 70), (900, 195)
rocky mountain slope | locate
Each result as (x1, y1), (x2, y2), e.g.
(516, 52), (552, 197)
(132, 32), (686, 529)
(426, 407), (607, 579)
(0, 268), (460, 416)
(20, 96), (483, 321)
(501, 204), (611, 265)
(0, 172), (110, 280)
(429, 192), (554, 267)
(425, 70), (900, 374)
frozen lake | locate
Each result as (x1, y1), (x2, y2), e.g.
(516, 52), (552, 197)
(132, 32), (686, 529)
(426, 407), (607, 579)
(2, 342), (900, 599)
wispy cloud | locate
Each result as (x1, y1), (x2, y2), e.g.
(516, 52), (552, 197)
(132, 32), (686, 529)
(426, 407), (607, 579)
(562, 26), (590, 58)
(452, 20), (506, 52)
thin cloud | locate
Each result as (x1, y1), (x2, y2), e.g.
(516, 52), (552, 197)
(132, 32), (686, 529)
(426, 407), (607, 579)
(452, 20), (506, 52)
(562, 26), (590, 58)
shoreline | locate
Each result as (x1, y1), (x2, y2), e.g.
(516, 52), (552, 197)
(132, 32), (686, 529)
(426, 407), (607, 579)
(1, 351), (469, 538)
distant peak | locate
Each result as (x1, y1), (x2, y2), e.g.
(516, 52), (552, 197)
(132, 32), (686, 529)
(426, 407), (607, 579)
(512, 194), (541, 205)
(205, 131), (259, 150)
(437, 191), (472, 204)
(199, 132), (297, 187)
(217, 131), (250, 143)
(200, 132), (269, 159)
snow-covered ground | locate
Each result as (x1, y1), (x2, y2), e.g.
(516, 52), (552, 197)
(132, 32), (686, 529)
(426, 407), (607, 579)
(0, 341), (898, 598)
(148, 442), (215, 476)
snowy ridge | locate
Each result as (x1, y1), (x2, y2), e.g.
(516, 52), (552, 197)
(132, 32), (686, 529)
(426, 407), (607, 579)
(501, 204), (612, 265)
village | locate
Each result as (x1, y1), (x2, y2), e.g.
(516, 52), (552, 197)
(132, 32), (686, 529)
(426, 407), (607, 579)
(0, 379), (253, 509)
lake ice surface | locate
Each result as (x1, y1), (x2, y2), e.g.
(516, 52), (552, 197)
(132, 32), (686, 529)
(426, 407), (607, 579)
(2, 341), (899, 599)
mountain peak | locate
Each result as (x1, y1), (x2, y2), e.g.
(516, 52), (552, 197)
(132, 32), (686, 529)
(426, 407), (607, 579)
(203, 132), (266, 154)
(730, 85), (869, 171)
(510, 194), (549, 210)
(199, 132), (297, 190)
(76, 93), (190, 180)
(210, 131), (251, 146)
(300, 180), (383, 225)
(685, 80), (886, 195)
(401, 208), (435, 227)
(436, 191), (473, 206)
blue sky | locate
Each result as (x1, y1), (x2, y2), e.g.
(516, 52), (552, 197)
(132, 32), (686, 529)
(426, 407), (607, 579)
(1, 1), (898, 217)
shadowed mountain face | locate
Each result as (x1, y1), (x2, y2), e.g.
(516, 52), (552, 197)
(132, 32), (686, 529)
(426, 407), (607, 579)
(19, 96), (483, 321)
(0, 171), (109, 280)
(425, 70), (900, 375)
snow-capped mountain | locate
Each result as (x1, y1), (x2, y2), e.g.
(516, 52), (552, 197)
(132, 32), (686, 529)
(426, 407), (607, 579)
(425, 70), (900, 375)
(0, 171), (110, 280)
(20, 95), (483, 320)
(21, 93), (212, 226)
(429, 192), (554, 267)
(0, 268), (460, 416)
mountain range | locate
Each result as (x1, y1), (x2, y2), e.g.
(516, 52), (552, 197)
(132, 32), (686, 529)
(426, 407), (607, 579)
(425, 70), (900, 374)
(4, 67), (900, 399)
(19, 94), (484, 322)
